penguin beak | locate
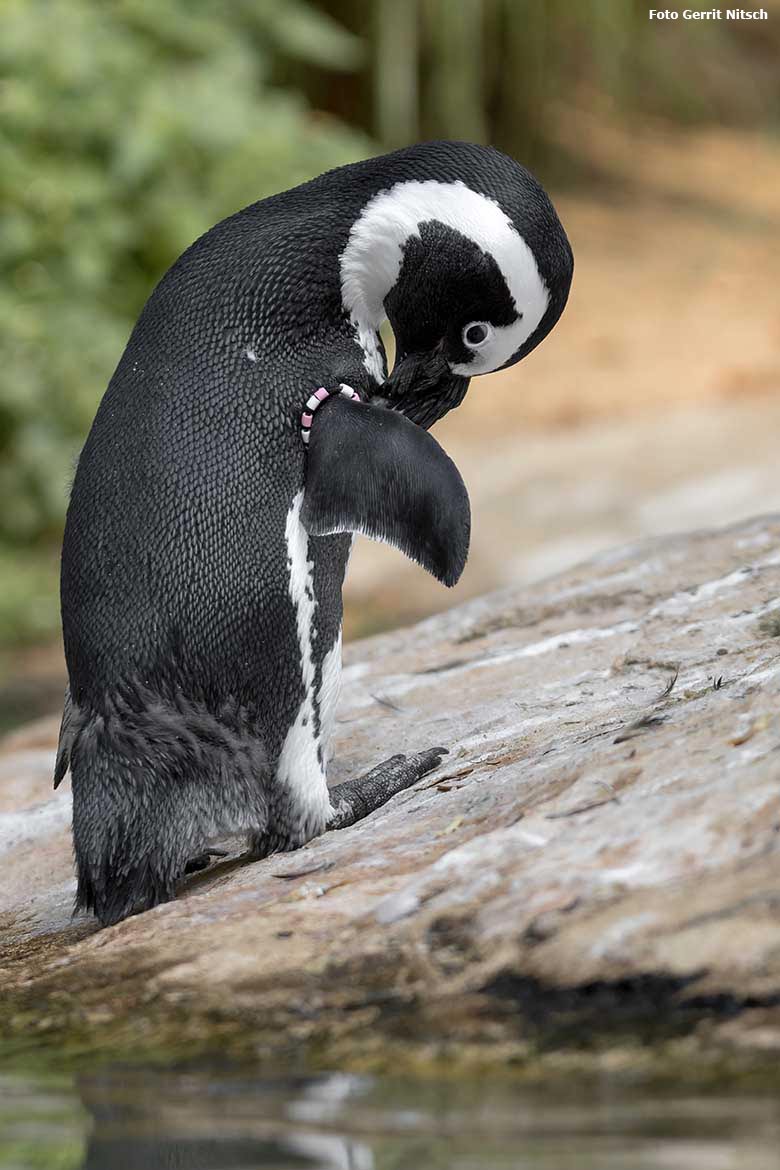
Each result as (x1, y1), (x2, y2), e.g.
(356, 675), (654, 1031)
(383, 348), (469, 430)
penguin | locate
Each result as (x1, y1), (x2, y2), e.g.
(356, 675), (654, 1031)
(55, 140), (573, 926)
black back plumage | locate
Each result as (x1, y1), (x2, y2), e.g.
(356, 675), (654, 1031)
(58, 141), (572, 924)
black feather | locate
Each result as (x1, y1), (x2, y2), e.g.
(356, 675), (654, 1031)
(301, 395), (470, 587)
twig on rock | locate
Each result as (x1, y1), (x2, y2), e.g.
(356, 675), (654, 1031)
(653, 669), (679, 702)
(545, 794), (619, 820)
(272, 861), (335, 880)
(371, 693), (405, 712)
(613, 713), (667, 744)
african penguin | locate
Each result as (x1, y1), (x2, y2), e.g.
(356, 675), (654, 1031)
(56, 140), (573, 925)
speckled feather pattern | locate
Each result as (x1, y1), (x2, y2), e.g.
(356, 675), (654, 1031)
(58, 141), (573, 924)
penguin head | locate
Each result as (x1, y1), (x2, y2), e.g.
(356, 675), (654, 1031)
(340, 145), (573, 429)
(308, 145), (573, 587)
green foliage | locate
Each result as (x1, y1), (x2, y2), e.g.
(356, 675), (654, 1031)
(0, 0), (371, 577)
(0, 544), (60, 645)
(0, 1140), (83, 1170)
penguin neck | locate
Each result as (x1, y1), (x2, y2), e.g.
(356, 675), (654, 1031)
(339, 221), (398, 333)
(338, 195), (416, 386)
(338, 261), (391, 387)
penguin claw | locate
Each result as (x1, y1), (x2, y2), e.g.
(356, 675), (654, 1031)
(184, 848), (229, 874)
(327, 746), (448, 831)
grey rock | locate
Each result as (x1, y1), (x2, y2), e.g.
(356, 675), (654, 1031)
(3, 514), (780, 1072)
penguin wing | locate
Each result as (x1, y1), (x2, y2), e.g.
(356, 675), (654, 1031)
(301, 395), (470, 587)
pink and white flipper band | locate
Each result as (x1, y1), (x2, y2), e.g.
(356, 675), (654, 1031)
(300, 384), (360, 445)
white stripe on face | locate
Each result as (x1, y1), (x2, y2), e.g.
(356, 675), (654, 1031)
(340, 179), (549, 377)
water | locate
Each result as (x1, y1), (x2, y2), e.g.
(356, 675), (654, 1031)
(2, 1064), (780, 1169)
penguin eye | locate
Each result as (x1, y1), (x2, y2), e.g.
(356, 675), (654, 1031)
(462, 321), (492, 349)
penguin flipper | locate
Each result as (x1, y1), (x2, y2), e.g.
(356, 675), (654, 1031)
(301, 395), (471, 587)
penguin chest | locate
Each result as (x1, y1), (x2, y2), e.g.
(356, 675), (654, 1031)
(273, 490), (350, 832)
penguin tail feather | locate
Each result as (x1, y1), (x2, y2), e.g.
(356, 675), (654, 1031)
(64, 681), (268, 926)
(54, 686), (74, 789)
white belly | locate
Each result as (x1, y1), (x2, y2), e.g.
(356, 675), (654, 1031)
(274, 490), (343, 838)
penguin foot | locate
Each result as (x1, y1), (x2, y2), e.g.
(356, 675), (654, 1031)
(184, 848), (229, 874)
(328, 747), (447, 830)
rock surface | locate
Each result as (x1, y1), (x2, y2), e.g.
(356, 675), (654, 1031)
(3, 515), (780, 1074)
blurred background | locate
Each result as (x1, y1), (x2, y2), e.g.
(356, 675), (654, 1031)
(1, 0), (779, 730)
